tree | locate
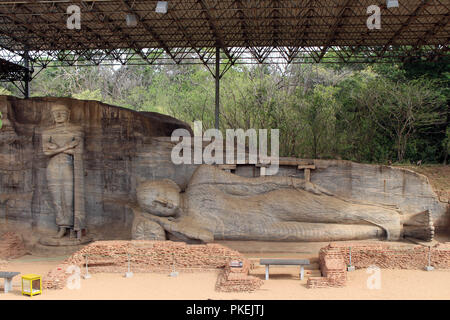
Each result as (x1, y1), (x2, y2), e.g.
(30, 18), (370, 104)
(360, 77), (446, 162)
(299, 85), (339, 159)
(3, 58), (447, 164)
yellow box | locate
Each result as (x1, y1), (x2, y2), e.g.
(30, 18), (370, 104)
(21, 274), (42, 297)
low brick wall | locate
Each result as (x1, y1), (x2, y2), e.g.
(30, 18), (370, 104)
(0, 232), (27, 260)
(307, 246), (346, 288)
(216, 259), (263, 292)
(328, 242), (450, 270)
(43, 240), (263, 292)
(307, 241), (450, 289)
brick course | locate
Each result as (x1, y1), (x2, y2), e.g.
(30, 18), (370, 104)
(215, 259), (263, 292)
(307, 241), (450, 289)
(307, 246), (347, 288)
(0, 232), (27, 260)
(43, 240), (263, 292)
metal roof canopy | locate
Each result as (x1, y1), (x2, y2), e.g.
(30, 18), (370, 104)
(0, 0), (448, 68)
(0, 0), (448, 127)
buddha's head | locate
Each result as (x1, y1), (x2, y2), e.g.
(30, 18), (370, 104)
(51, 104), (70, 124)
(137, 179), (181, 217)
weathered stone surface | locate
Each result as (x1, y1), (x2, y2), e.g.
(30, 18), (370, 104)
(0, 96), (194, 244)
(310, 160), (448, 227)
(136, 179), (181, 217)
(263, 160), (448, 228)
(136, 165), (435, 242)
(131, 216), (166, 240)
(41, 103), (86, 242)
(0, 96), (447, 246)
(39, 235), (93, 246)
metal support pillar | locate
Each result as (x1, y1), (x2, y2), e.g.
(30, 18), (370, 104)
(215, 47), (220, 130)
(24, 51), (30, 99)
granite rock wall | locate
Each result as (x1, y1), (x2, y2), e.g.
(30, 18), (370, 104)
(0, 96), (447, 243)
(273, 160), (449, 229)
(0, 96), (195, 241)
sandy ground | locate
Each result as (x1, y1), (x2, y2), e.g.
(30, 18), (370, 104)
(2, 255), (450, 300)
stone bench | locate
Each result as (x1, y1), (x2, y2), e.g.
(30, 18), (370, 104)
(259, 259), (310, 280)
(0, 272), (20, 293)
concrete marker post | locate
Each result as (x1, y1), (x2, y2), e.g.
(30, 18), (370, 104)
(125, 253), (134, 278)
(83, 254), (92, 279)
(347, 247), (355, 272)
(170, 253), (179, 277)
(425, 246), (434, 271)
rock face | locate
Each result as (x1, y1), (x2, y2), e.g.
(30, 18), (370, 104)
(0, 96), (447, 246)
(0, 96), (195, 243)
(42, 103), (86, 242)
(134, 165), (436, 242)
(238, 160), (449, 229)
(310, 160), (449, 228)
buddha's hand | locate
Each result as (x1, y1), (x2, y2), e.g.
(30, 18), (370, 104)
(142, 214), (214, 242)
(65, 139), (79, 149)
(45, 142), (58, 150)
(64, 149), (75, 155)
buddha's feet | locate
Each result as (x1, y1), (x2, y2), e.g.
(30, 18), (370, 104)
(403, 210), (434, 242)
(54, 227), (66, 239)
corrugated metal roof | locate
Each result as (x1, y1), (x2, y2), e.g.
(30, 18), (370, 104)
(0, 0), (447, 66)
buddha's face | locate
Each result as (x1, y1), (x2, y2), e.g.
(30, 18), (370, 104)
(52, 108), (69, 124)
(137, 180), (181, 217)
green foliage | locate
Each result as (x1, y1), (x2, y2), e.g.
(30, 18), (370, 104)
(73, 89), (102, 101)
(0, 87), (12, 95)
(299, 85), (339, 158)
(339, 74), (446, 162)
(444, 127), (450, 164)
(0, 87), (12, 129)
(21, 58), (449, 164)
(0, 86), (16, 97)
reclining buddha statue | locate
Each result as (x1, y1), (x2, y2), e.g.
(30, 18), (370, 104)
(131, 164), (434, 243)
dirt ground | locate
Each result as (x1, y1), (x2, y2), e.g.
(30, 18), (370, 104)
(1, 165), (448, 300)
(1, 251), (450, 300)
